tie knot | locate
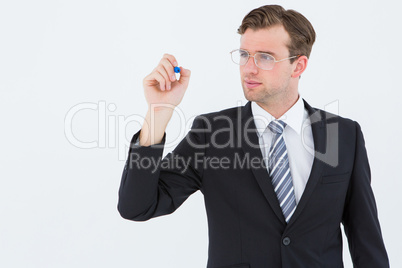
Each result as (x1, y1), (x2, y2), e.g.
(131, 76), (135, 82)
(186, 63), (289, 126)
(268, 120), (286, 134)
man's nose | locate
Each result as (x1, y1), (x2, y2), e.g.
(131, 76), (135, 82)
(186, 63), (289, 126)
(243, 56), (258, 74)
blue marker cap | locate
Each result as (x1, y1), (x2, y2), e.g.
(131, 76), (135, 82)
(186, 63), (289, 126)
(174, 67), (181, 73)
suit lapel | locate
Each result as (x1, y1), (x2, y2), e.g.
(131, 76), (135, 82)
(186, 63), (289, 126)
(238, 102), (286, 224)
(286, 99), (327, 228)
(237, 100), (328, 226)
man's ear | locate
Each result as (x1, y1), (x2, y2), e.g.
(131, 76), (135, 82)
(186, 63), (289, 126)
(291, 55), (308, 78)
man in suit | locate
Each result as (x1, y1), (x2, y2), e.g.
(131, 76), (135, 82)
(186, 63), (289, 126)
(118, 5), (389, 268)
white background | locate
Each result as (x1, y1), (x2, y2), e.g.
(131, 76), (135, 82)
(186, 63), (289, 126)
(1, 0), (401, 267)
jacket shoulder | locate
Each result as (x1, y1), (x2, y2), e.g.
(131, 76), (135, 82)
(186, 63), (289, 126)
(309, 105), (357, 129)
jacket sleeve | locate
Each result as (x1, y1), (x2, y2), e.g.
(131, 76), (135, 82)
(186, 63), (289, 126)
(342, 122), (389, 267)
(117, 116), (207, 221)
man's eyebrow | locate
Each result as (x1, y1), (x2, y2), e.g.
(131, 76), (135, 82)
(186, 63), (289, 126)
(240, 48), (278, 56)
(257, 50), (277, 56)
(240, 48), (277, 57)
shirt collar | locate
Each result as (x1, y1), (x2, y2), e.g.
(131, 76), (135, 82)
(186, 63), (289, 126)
(251, 95), (305, 137)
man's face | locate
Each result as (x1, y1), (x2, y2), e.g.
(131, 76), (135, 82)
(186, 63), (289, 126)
(240, 25), (297, 104)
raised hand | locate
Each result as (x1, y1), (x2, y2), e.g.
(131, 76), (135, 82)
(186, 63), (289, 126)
(143, 53), (191, 110)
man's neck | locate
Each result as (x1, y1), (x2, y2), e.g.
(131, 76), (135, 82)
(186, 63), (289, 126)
(256, 93), (299, 119)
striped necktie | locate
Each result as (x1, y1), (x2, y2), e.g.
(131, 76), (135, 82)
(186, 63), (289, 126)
(268, 120), (297, 223)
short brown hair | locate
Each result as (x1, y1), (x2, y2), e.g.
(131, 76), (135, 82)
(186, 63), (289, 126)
(238, 5), (316, 62)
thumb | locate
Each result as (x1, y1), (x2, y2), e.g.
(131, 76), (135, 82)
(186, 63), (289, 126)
(178, 66), (191, 85)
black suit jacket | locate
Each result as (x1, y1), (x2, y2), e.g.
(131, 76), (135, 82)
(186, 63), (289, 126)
(118, 100), (389, 268)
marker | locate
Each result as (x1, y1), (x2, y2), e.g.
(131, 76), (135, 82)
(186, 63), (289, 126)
(174, 67), (181, 73)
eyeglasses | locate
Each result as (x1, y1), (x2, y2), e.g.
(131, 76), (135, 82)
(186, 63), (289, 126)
(230, 49), (301, 70)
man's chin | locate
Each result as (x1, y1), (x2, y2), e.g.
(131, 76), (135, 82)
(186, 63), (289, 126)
(242, 87), (259, 102)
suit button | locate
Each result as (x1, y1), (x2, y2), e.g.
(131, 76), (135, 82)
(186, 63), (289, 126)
(282, 237), (291, 246)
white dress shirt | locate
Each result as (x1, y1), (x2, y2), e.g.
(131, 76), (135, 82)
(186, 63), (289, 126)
(251, 96), (315, 204)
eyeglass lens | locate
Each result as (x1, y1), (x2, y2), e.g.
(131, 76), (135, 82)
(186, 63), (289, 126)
(231, 50), (275, 70)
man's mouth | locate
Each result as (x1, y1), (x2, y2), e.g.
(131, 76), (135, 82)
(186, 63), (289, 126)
(244, 79), (262, 89)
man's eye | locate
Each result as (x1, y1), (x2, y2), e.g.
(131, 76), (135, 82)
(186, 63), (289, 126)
(260, 54), (272, 61)
(239, 51), (248, 57)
